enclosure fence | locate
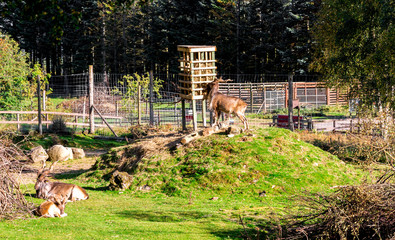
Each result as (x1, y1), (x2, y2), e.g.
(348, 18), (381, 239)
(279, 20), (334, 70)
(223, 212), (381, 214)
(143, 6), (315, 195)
(1, 72), (348, 134)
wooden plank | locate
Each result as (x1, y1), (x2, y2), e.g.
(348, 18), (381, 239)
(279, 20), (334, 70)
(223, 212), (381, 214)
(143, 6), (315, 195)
(179, 94), (205, 100)
(0, 111), (123, 119)
(177, 45), (217, 52)
(178, 80), (213, 84)
(0, 121), (113, 128)
(92, 105), (118, 137)
(179, 73), (216, 77)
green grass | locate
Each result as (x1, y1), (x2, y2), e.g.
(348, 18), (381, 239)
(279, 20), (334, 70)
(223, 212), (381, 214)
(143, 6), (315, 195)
(93, 128), (367, 197)
(2, 185), (252, 240)
(1, 127), (374, 239)
(20, 133), (127, 150)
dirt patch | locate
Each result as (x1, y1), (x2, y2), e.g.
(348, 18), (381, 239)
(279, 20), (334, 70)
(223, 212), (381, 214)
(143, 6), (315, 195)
(96, 130), (186, 173)
(18, 152), (103, 185)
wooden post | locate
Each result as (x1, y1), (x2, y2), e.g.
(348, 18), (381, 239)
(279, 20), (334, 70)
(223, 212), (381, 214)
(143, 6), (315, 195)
(250, 83), (253, 114)
(288, 73), (294, 131)
(298, 107), (301, 130)
(175, 100), (179, 127)
(17, 113), (20, 132)
(43, 88), (46, 111)
(182, 99), (186, 131)
(202, 99), (207, 127)
(285, 84), (288, 108)
(37, 75), (42, 135)
(326, 87), (330, 105)
(43, 88), (47, 131)
(92, 105), (118, 137)
(149, 70), (154, 126)
(89, 65), (95, 134)
(46, 113), (49, 130)
(263, 85), (267, 113)
(138, 84), (141, 125)
(239, 83), (241, 99)
(192, 99), (197, 131)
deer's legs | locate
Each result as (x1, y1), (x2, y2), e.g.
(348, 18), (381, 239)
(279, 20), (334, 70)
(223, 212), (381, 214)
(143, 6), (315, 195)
(212, 111), (221, 128)
(236, 113), (249, 130)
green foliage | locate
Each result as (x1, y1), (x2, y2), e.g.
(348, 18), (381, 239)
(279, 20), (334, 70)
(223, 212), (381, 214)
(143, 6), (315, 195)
(310, 0), (395, 110)
(121, 72), (163, 101)
(113, 72), (163, 113)
(0, 32), (30, 110)
(24, 64), (52, 111)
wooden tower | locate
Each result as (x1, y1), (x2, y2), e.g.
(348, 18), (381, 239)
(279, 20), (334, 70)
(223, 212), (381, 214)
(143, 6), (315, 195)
(177, 45), (217, 131)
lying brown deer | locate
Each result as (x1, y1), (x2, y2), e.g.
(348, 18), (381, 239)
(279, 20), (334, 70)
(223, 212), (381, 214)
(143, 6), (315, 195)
(205, 77), (249, 130)
(34, 200), (62, 218)
(35, 168), (89, 217)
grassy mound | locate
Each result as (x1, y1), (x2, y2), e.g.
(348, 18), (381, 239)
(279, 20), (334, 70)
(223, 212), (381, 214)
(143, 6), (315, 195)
(89, 127), (367, 198)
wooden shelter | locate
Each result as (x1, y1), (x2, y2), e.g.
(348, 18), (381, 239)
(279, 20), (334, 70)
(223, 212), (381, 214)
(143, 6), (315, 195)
(178, 45), (217, 130)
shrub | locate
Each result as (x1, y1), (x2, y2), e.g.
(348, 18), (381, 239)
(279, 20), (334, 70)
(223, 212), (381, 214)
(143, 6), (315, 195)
(49, 116), (70, 134)
(0, 33), (30, 110)
(287, 184), (395, 239)
(0, 133), (33, 219)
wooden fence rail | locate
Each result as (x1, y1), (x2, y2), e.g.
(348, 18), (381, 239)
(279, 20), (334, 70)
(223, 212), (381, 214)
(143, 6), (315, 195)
(218, 82), (347, 113)
(0, 111), (124, 132)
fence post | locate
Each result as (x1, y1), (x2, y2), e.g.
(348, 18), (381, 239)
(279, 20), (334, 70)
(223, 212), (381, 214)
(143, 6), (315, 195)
(43, 85), (49, 130)
(263, 85), (267, 113)
(149, 70), (154, 125)
(239, 83), (241, 99)
(37, 75), (42, 135)
(288, 73), (294, 131)
(182, 99), (186, 131)
(17, 113), (20, 132)
(174, 100), (179, 127)
(250, 83), (253, 114)
(138, 84), (141, 125)
(202, 99), (207, 127)
(89, 65), (95, 134)
(192, 99), (197, 131)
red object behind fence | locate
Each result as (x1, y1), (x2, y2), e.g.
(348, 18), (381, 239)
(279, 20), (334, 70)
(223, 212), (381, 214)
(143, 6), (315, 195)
(276, 115), (304, 128)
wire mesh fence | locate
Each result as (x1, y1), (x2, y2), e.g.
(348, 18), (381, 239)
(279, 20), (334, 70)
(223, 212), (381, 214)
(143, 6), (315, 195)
(1, 72), (347, 135)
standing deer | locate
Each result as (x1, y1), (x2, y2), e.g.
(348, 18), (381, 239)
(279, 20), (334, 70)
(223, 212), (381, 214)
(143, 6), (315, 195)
(35, 168), (89, 217)
(205, 77), (249, 130)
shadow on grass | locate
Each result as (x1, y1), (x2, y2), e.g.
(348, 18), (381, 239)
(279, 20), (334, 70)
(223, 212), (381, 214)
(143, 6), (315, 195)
(83, 186), (109, 191)
(210, 229), (245, 240)
(118, 209), (219, 222)
(118, 210), (250, 239)
(53, 168), (92, 180)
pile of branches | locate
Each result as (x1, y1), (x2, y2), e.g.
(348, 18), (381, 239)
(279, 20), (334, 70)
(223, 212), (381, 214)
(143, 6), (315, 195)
(0, 133), (33, 220)
(300, 130), (395, 166)
(287, 184), (395, 239)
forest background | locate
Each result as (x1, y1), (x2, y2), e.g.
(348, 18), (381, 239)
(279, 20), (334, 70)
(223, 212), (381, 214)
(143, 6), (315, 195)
(0, 0), (317, 76)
